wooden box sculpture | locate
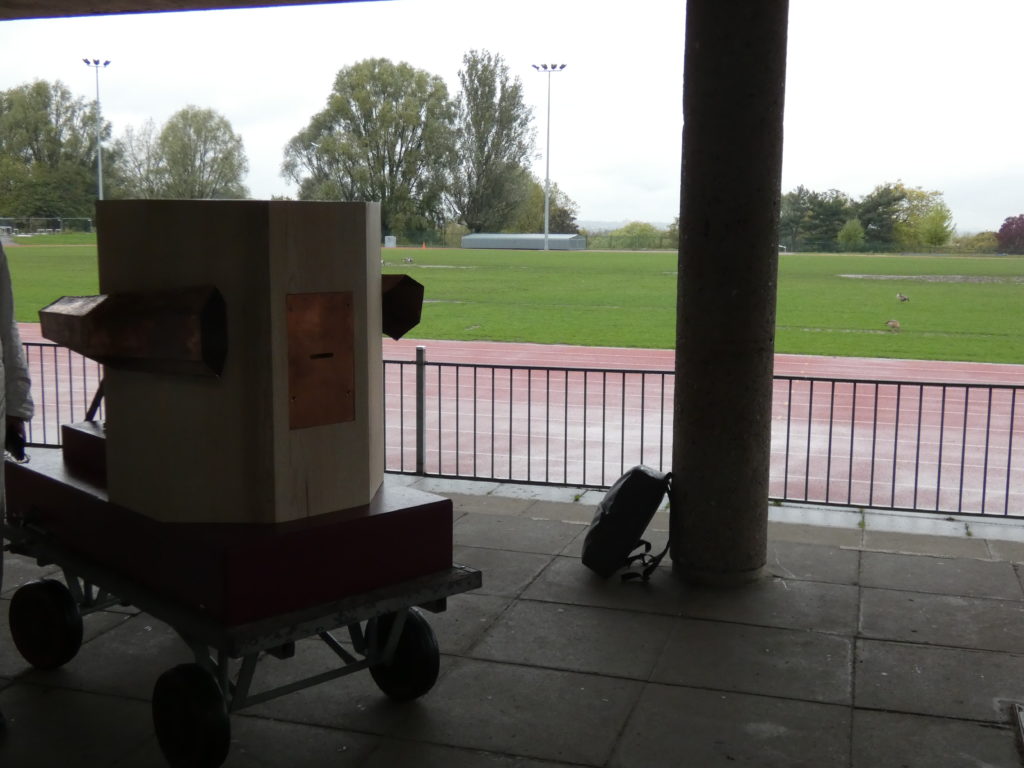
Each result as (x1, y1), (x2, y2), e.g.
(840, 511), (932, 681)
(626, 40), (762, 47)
(26, 199), (450, 623)
(89, 200), (386, 523)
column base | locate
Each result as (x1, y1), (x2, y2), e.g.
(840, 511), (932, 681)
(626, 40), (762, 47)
(672, 560), (766, 587)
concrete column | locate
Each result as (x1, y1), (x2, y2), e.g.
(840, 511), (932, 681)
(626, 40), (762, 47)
(671, 0), (790, 585)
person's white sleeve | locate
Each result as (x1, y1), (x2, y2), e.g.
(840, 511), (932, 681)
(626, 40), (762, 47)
(0, 245), (34, 420)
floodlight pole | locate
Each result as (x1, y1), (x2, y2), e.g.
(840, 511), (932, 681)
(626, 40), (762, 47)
(83, 58), (111, 201)
(532, 64), (566, 251)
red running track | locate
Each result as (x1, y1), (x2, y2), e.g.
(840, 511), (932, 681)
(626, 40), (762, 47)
(20, 325), (1022, 384)
(382, 339), (1023, 515)
(382, 337), (1024, 385)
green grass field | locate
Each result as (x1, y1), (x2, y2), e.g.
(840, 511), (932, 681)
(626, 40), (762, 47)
(6, 233), (1023, 364)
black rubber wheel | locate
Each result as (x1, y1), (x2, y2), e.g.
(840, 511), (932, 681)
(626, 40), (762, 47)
(152, 663), (230, 768)
(8, 579), (83, 670)
(367, 609), (440, 702)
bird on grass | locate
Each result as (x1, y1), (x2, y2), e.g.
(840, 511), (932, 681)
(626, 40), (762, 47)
(885, 319), (900, 332)
(896, 292), (910, 302)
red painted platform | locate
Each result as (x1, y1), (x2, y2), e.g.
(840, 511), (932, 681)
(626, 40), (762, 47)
(6, 445), (453, 626)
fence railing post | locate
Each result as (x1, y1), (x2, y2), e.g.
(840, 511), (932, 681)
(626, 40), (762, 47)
(415, 345), (426, 475)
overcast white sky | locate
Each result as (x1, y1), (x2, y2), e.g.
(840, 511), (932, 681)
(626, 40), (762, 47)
(1, 0), (1021, 232)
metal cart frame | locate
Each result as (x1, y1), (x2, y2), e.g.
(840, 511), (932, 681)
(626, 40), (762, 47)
(2, 480), (481, 767)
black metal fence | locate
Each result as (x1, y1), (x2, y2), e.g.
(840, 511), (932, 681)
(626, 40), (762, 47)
(21, 342), (1023, 518)
(384, 349), (1023, 517)
(770, 377), (1022, 517)
(22, 343), (104, 447)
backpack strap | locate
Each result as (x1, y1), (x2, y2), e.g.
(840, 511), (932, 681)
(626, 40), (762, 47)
(621, 540), (669, 582)
(620, 474), (672, 583)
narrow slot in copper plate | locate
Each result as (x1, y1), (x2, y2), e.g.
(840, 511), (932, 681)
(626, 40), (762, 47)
(286, 292), (355, 429)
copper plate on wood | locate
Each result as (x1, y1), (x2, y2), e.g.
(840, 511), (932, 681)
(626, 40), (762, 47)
(286, 292), (355, 429)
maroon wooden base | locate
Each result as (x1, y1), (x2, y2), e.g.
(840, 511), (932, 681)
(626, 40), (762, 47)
(6, 448), (452, 626)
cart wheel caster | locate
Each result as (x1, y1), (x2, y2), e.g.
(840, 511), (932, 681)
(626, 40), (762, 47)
(8, 579), (83, 670)
(368, 609), (440, 701)
(152, 664), (230, 768)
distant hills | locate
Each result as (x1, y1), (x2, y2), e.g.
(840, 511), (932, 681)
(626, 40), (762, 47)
(578, 220), (673, 233)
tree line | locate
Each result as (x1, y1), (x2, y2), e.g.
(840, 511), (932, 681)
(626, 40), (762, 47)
(778, 182), (1020, 253)
(0, 50), (579, 240)
(5, 68), (1023, 252)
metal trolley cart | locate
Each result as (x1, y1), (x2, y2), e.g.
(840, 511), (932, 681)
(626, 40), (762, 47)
(3, 448), (481, 768)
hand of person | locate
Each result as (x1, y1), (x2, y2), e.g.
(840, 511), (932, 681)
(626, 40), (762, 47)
(5, 416), (26, 461)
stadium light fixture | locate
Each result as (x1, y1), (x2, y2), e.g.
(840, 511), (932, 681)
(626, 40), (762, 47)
(531, 63), (567, 251)
(83, 58), (111, 201)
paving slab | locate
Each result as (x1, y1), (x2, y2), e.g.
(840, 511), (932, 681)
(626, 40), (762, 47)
(443, 492), (535, 516)
(381, 472), (418, 487)
(651, 618), (852, 705)
(987, 539), (1024, 564)
(855, 638), (1024, 722)
(558, 525), (588, 557)
(361, 739), (574, 768)
(860, 551), (1023, 600)
(470, 600), (675, 679)
(8, 478), (1024, 768)
(521, 499), (597, 524)
(406, 477), (502, 498)
(0, 684), (152, 768)
(452, 546), (554, 598)
(767, 540), (860, 585)
(241, 635), (438, 735)
(860, 587), (1024, 653)
(610, 683), (851, 768)
(488, 484), (590, 503)
(388, 657), (644, 766)
(0, 553), (61, 598)
(851, 709), (1021, 768)
(522, 555), (687, 616)
(429, 593), (514, 657)
(862, 530), (992, 559)
(679, 576), (860, 635)
(577, 489), (606, 506)
(110, 716), (382, 768)
(454, 513), (586, 555)
(0, 604), (148, 687)
(767, 520), (864, 548)
(14, 613), (192, 700)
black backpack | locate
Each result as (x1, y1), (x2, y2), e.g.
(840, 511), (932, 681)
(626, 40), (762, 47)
(581, 466), (672, 582)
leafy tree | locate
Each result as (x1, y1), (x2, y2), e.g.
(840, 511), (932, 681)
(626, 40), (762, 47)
(448, 50), (535, 232)
(612, 221), (661, 237)
(665, 216), (679, 249)
(836, 218), (865, 251)
(954, 231), (998, 253)
(548, 186), (580, 234)
(916, 203), (954, 248)
(610, 221), (666, 248)
(0, 79), (105, 216)
(893, 186), (953, 250)
(779, 185), (813, 251)
(113, 119), (165, 198)
(996, 214), (1024, 254)
(112, 107), (248, 199)
(157, 107), (248, 199)
(857, 182), (907, 247)
(281, 58), (454, 237)
(804, 189), (854, 251)
(509, 177), (578, 234)
(782, 181), (954, 253)
(441, 219), (469, 247)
